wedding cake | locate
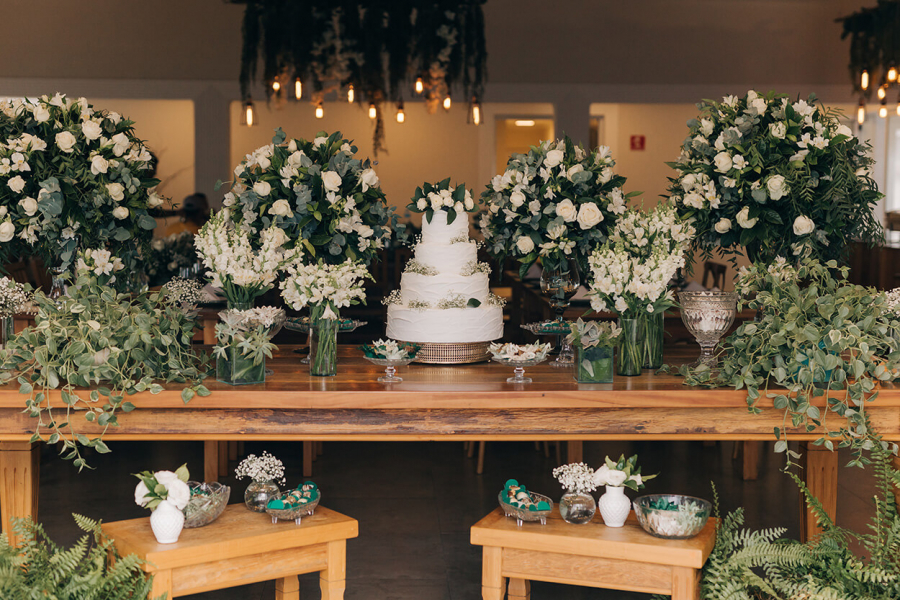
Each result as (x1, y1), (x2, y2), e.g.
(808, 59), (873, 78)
(386, 210), (504, 345)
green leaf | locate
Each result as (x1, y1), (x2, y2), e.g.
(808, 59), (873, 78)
(466, 298), (482, 308)
(181, 388), (195, 404)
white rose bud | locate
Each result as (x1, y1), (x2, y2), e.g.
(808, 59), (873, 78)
(464, 196), (475, 211)
(792, 215), (815, 236)
(454, 201), (464, 213)
(55, 131), (76, 153)
(714, 218), (732, 234)
(713, 151), (733, 173)
(416, 198), (428, 210)
(566, 164), (584, 180)
(253, 181), (271, 197)
(360, 168), (379, 192)
(18, 197), (38, 216)
(544, 149), (564, 168)
(322, 171), (342, 192)
(81, 119), (102, 141)
(0, 221), (15, 242)
(516, 236), (535, 254)
(509, 190), (526, 207)
(268, 198), (293, 217)
(7, 176), (26, 194)
(736, 206), (758, 229)
(90, 155), (109, 175)
(766, 174), (789, 200)
(148, 192), (164, 208)
(555, 198), (577, 222)
(835, 124), (853, 138)
(287, 139), (298, 153)
(112, 206), (129, 220)
(575, 202), (603, 230)
(106, 183), (125, 202)
(32, 105), (50, 122)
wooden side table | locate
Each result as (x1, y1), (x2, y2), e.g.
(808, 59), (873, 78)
(471, 507), (715, 600)
(102, 504), (358, 600)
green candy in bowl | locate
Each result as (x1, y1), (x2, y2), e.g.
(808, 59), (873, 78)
(633, 494), (711, 539)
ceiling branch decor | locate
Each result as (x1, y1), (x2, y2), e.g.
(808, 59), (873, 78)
(231, 0), (488, 153)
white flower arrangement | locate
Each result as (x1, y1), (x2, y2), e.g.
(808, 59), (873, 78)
(0, 94), (164, 273)
(195, 211), (300, 306)
(0, 276), (30, 317)
(552, 462), (597, 494)
(406, 178), (476, 224)
(74, 247), (125, 281)
(885, 288), (900, 316)
(234, 451), (286, 485)
(163, 277), (205, 307)
(566, 318), (621, 349)
(280, 259), (372, 321)
(133, 464), (191, 511)
(213, 307), (278, 368)
(222, 128), (395, 265)
(488, 342), (552, 362)
(479, 136), (636, 275)
(668, 90), (881, 265)
(592, 454), (655, 491)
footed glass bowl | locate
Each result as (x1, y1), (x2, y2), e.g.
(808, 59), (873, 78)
(491, 356), (548, 384)
(633, 494), (711, 539)
(265, 493), (321, 525)
(498, 491), (553, 526)
(364, 356), (418, 383)
(183, 481), (230, 528)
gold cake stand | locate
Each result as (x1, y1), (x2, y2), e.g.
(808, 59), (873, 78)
(400, 341), (493, 364)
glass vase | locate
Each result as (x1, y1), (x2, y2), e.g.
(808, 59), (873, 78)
(539, 258), (580, 367)
(0, 315), (14, 350)
(48, 266), (67, 301)
(617, 318), (642, 376)
(310, 318), (339, 377)
(216, 342), (266, 385)
(640, 311), (664, 370)
(559, 491), (596, 524)
(244, 479), (280, 513)
(574, 345), (614, 383)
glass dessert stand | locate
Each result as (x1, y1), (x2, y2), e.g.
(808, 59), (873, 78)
(521, 320), (574, 367)
(677, 291), (738, 369)
(285, 317), (367, 364)
(363, 355), (419, 383)
(491, 355), (549, 384)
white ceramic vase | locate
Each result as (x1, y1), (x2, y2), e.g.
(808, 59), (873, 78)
(150, 499), (185, 544)
(597, 485), (630, 527)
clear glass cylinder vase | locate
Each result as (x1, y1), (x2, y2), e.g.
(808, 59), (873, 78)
(244, 479), (280, 512)
(559, 491), (596, 524)
(617, 318), (642, 376)
(0, 315), (14, 349)
(640, 311), (664, 370)
(216, 342), (266, 385)
(310, 318), (339, 377)
(575, 345), (614, 383)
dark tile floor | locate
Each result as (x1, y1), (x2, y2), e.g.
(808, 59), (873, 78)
(31, 438), (876, 599)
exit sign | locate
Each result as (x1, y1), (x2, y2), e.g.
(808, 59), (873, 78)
(630, 135), (646, 151)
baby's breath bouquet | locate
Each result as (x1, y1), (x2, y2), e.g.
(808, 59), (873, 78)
(0, 276), (30, 317)
(667, 90), (882, 266)
(479, 137), (635, 276)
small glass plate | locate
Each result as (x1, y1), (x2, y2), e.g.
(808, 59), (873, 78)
(491, 356), (548, 384)
(363, 356), (418, 383)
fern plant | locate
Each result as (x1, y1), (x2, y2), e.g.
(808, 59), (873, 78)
(0, 514), (159, 600)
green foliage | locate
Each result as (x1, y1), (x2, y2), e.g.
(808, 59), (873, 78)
(676, 257), (900, 466)
(0, 514), (160, 600)
(0, 269), (210, 470)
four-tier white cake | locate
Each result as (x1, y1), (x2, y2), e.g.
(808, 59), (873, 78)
(386, 211), (504, 344)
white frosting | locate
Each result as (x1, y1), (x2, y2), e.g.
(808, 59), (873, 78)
(387, 305), (503, 343)
(414, 242), (477, 273)
(400, 272), (490, 305)
(421, 210), (469, 245)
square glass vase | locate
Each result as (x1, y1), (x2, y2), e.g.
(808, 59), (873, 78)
(574, 345), (614, 384)
(216, 345), (266, 386)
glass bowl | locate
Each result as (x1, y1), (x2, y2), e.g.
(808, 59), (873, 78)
(183, 481), (231, 528)
(678, 291), (738, 368)
(633, 494), (711, 539)
(498, 491), (554, 526)
(491, 356), (548, 384)
(265, 492), (321, 525)
(364, 356), (418, 383)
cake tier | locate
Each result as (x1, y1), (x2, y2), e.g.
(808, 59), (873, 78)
(414, 241), (477, 274)
(421, 210), (469, 245)
(399, 272), (490, 305)
(386, 305), (504, 343)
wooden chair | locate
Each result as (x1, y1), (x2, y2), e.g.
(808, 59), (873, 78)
(102, 503), (358, 600)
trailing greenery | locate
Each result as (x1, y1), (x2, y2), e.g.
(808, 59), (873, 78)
(674, 257), (900, 466)
(0, 514), (158, 600)
(0, 265), (210, 470)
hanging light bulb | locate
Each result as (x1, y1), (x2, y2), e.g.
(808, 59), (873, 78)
(880, 93), (888, 118)
(396, 100), (405, 123)
(241, 99), (257, 127)
(857, 98), (866, 125)
(272, 80), (281, 92)
(415, 77), (424, 95)
(368, 103), (377, 120)
(294, 78), (302, 100)
(347, 85), (355, 104)
(315, 102), (324, 119)
(878, 85), (887, 100)
(442, 95), (451, 111)
(861, 70), (870, 90)
(470, 97), (482, 126)
(890, 66), (898, 82)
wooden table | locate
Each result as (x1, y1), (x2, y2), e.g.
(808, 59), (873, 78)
(102, 504), (358, 600)
(1, 345), (898, 546)
(471, 508), (716, 599)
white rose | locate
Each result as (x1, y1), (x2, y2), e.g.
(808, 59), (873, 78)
(322, 171), (342, 192)
(286, 151), (305, 168)
(769, 122), (787, 139)
(732, 155), (747, 170)
(680, 173), (697, 192)
(555, 198), (577, 222)
(714, 218), (732, 234)
(164, 479), (191, 511)
(454, 201), (464, 213)
(576, 202), (603, 230)
(268, 198), (293, 217)
(792, 215), (815, 236)
(81, 119), (102, 141)
(134, 480), (150, 507)
(464, 197), (474, 210)
(566, 164), (584, 180)
(253, 181), (271, 197)
(416, 198), (427, 210)
(544, 149), (564, 168)
(736, 206), (758, 229)
(0, 221), (15, 242)
(111, 132), (130, 157)
(106, 183), (125, 202)
(112, 206), (129, 220)
(90, 155), (109, 175)
(766, 175), (789, 200)
(148, 192), (163, 208)
(313, 136), (327, 149)
(515, 236), (535, 254)
(360, 168), (379, 192)
(18, 197), (37, 216)
(357, 224), (374, 238)
(55, 131), (76, 153)
(7, 176), (25, 194)
(835, 124), (853, 138)
(713, 151), (733, 173)
(32, 105), (50, 122)
(593, 464), (610, 487)
(605, 469), (628, 487)
(509, 190), (526, 207)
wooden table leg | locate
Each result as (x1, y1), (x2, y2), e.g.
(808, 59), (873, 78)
(482, 546), (505, 600)
(0, 441), (39, 546)
(149, 569), (173, 600)
(202, 317), (216, 345)
(217, 441), (228, 477)
(671, 566), (700, 600)
(303, 442), (314, 478)
(276, 574), (300, 600)
(567, 441), (583, 463)
(320, 540), (346, 600)
(508, 578), (530, 600)
(203, 440), (219, 483)
(799, 442), (838, 542)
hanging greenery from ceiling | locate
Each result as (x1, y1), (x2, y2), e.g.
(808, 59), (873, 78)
(839, 0), (900, 98)
(231, 0), (488, 153)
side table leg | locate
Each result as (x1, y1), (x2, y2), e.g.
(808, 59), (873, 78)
(741, 441), (759, 480)
(204, 441), (219, 483)
(320, 540), (346, 600)
(671, 566), (700, 600)
(217, 441), (228, 477)
(508, 578), (530, 600)
(0, 441), (39, 546)
(303, 442), (314, 478)
(276, 574), (300, 600)
(567, 441), (583, 463)
(799, 442), (838, 542)
(482, 546), (505, 600)
(149, 569), (173, 600)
